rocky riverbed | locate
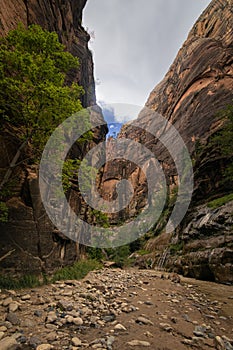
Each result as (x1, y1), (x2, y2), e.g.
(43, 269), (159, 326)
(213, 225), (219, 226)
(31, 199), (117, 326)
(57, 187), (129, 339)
(0, 268), (233, 350)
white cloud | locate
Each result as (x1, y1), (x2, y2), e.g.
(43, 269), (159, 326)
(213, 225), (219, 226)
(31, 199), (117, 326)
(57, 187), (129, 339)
(99, 102), (142, 123)
(84, 0), (211, 115)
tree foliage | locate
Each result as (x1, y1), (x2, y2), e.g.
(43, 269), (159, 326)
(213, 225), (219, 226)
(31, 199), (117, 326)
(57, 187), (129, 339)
(0, 202), (8, 223)
(212, 104), (233, 181)
(0, 24), (93, 222)
(0, 23), (84, 157)
(214, 104), (233, 155)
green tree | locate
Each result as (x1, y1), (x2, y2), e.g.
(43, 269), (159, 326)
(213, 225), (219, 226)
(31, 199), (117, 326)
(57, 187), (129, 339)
(0, 23), (84, 157)
(213, 104), (233, 181)
(0, 202), (8, 223)
(0, 24), (91, 222)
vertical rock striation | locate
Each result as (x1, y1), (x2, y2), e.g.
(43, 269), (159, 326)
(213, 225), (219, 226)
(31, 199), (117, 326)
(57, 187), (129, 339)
(0, 1), (107, 276)
(100, 0), (233, 282)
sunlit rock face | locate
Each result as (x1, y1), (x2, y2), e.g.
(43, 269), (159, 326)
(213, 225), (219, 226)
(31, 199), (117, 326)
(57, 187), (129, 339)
(118, 0), (233, 195)
(99, 0), (233, 282)
(101, 0), (233, 213)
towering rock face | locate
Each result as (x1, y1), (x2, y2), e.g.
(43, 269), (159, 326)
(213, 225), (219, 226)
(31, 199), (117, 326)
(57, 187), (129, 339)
(104, 0), (233, 209)
(101, 0), (233, 282)
(145, 0), (233, 283)
(120, 0), (233, 191)
(145, 0), (233, 154)
(0, 0), (95, 107)
(0, 2), (107, 276)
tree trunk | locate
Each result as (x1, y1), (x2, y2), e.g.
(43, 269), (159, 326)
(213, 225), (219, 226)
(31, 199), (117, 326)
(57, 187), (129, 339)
(0, 139), (28, 191)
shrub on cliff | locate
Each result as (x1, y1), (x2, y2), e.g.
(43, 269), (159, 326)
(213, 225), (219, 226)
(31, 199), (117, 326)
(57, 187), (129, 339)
(212, 104), (233, 182)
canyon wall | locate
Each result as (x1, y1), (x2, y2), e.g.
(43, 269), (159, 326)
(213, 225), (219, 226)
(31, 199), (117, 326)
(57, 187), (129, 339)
(101, 0), (233, 283)
(0, 0), (232, 283)
(0, 1), (107, 276)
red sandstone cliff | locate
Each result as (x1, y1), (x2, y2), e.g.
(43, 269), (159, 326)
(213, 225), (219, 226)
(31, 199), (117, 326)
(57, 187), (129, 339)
(100, 0), (233, 282)
(0, 1), (107, 276)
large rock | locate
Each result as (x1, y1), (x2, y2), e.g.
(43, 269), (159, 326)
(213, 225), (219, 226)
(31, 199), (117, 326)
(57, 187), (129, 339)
(168, 201), (233, 284)
(0, 336), (18, 350)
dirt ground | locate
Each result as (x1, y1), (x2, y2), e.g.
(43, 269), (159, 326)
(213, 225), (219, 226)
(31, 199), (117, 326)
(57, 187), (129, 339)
(0, 268), (233, 350)
(80, 270), (233, 350)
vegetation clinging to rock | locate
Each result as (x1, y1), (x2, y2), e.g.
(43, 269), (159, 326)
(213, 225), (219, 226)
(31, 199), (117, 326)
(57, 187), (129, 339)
(0, 23), (84, 157)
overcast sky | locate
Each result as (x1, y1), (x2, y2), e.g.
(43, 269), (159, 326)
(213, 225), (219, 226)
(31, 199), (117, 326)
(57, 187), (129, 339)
(83, 0), (211, 122)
